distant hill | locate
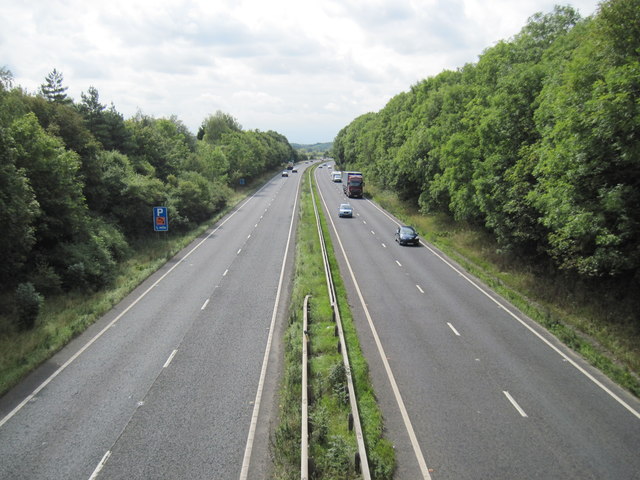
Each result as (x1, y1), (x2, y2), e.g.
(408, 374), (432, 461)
(291, 142), (333, 153)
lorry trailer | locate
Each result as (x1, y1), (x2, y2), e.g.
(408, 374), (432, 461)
(341, 171), (364, 198)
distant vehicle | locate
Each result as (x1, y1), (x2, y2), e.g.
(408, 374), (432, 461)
(395, 226), (419, 246)
(332, 171), (342, 182)
(339, 203), (353, 218)
(282, 171), (289, 177)
(341, 171), (364, 198)
(292, 168), (298, 173)
(287, 163), (294, 170)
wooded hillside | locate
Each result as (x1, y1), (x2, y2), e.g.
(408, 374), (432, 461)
(334, 1), (639, 288)
(0, 72), (300, 328)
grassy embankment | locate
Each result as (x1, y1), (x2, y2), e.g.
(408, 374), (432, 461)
(273, 170), (394, 480)
(0, 171), (277, 397)
(367, 186), (640, 398)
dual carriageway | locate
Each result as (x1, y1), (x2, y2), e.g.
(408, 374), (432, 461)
(0, 160), (638, 479)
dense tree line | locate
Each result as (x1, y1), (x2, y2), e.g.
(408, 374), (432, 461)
(0, 70), (299, 326)
(333, 0), (639, 286)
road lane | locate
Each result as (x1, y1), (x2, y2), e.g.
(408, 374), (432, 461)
(0, 168), (304, 480)
(315, 164), (640, 479)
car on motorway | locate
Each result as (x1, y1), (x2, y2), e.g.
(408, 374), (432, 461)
(339, 203), (353, 217)
(282, 171), (289, 177)
(395, 225), (419, 246)
(292, 168), (298, 173)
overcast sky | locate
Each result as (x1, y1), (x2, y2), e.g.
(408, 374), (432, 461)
(2, 0), (601, 144)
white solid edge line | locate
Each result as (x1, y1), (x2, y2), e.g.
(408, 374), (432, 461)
(316, 170), (433, 480)
(239, 172), (301, 479)
(0, 181), (274, 430)
(366, 199), (640, 420)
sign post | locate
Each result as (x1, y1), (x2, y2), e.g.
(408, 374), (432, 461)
(153, 206), (168, 232)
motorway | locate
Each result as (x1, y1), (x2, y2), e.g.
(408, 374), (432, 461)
(314, 164), (640, 479)
(0, 166), (306, 479)
(1, 160), (639, 480)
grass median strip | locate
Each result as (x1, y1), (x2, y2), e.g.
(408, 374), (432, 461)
(273, 169), (394, 480)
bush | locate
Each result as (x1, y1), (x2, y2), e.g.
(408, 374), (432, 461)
(15, 282), (43, 330)
(329, 361), (349, 405)
(29, 259), (62, 295)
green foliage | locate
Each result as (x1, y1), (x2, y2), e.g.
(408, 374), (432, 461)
(0, 126), (38, 285)
(167, 171), (229, 230)
(333, 0), (640, 282)
(328, 361), (349, 405)
(39, 69), (72, 105)
(0, 66), (13, 90)
(15, 282), (43, 330)
(0, 64), (295, 315)
(124, 114), (194, 181)
(532, 0), (640, 276)
(322, 435), (355, 477)
(199, 110), (242, 143)
(77, 86), (132, 152)
(10, 112), (88, 248)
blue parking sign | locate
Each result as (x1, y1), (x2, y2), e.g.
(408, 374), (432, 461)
(153, 206), (168, 231)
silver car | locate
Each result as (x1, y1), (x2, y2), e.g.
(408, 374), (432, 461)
(339, 203), (353, 217)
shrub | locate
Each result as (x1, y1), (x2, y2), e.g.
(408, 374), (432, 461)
(15, 282), (43, 330)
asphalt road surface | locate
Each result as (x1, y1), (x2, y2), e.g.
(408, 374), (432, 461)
(315, 164), (640, 480)
(0, 166), (306, 480)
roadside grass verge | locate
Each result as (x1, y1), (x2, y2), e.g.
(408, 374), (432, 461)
(368, 186), (640, 397)
(0, 171), (278, 397)
(273, 170), (394, 480)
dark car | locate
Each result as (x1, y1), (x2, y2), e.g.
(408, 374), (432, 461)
(395, 226), (419, 246)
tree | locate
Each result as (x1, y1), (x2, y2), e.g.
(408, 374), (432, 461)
(78, 86), (108, 142)
(125, 113), (196, 181)
(39, 69), (72, 104)
(191, 142), (229, 182)
(168, 171), (227, 228)
(531, 0), (640, 276)
(199, 111), (242, 144)
(10, 113), (87, 249)
(0, 126), (39, 288)
(0, 66), (13, 90)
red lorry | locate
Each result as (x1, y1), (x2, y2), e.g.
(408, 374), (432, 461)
(341, 171), (364, 198)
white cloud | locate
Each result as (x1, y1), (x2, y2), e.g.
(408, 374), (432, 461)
(1, 0), (601, 143)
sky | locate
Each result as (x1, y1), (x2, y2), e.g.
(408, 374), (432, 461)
(2, 0), (601, 144)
